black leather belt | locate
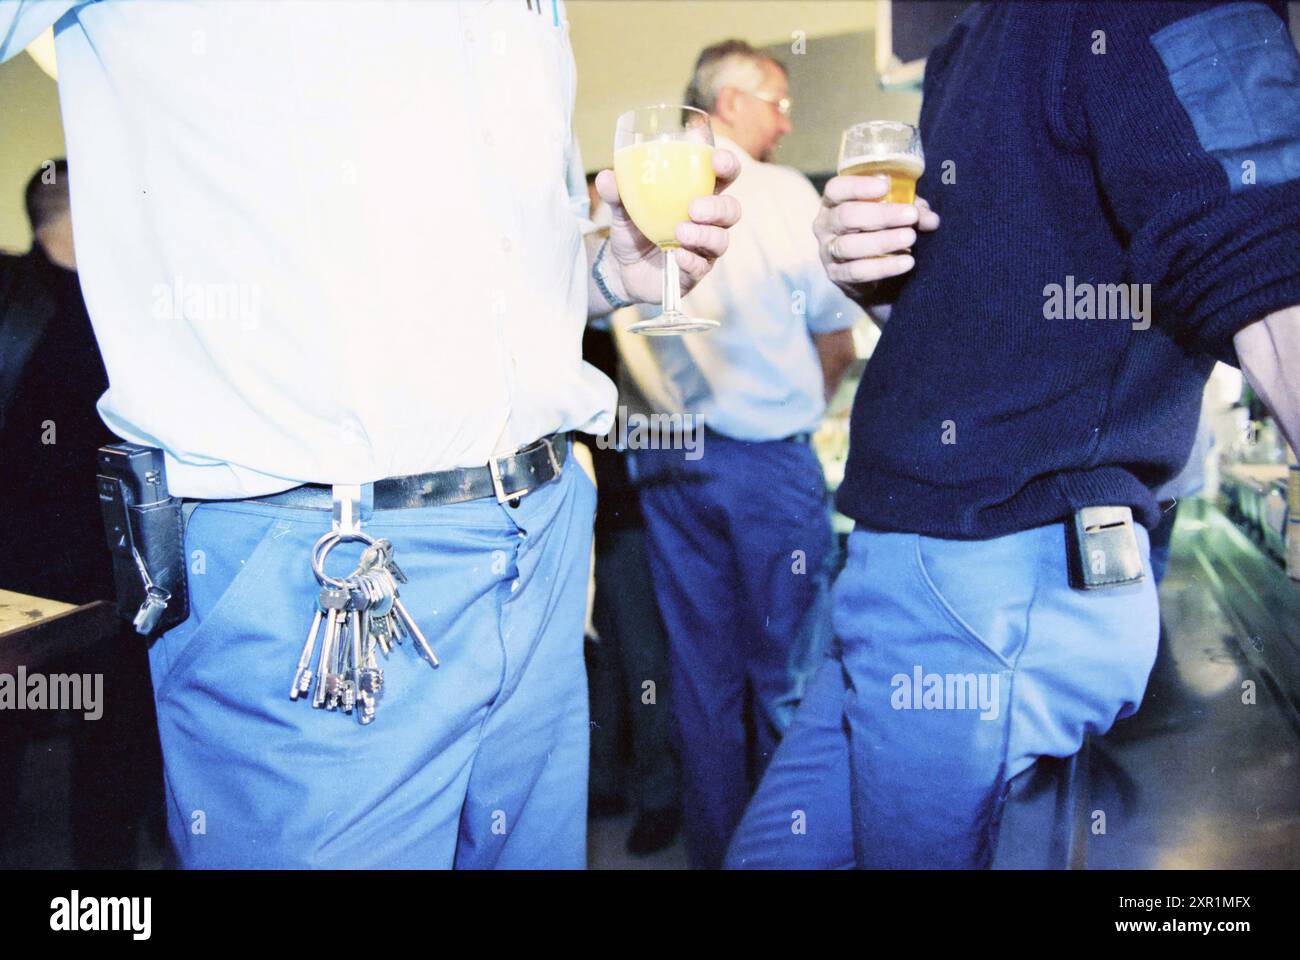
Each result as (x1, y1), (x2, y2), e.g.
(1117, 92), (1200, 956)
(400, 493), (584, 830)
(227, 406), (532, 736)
(248, 432), (570, 511)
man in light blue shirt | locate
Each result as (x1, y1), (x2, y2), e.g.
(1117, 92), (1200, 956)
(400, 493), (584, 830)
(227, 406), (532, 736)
(1, 0), (739, 868)
(616, 39), (863, 868)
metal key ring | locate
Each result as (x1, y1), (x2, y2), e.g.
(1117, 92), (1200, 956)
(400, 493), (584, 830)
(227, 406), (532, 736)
(312, 530), (376, 587)
(311, 529), (376, 570)
(311, 529), (377, 589)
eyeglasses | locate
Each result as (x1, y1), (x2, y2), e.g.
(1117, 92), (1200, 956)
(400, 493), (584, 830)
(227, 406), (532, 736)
(744, 90), (792, 117)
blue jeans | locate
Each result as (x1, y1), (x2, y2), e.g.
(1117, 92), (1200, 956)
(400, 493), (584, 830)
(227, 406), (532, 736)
(726, 521), (1159, 869)
(149, 462), (596, 868)
(635, 433), (833, 868)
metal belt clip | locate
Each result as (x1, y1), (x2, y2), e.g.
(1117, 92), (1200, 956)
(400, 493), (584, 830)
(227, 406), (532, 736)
(1067, 505), (1145, 590)
(332, 483), (373, 535)
(129, 544), (172, 635)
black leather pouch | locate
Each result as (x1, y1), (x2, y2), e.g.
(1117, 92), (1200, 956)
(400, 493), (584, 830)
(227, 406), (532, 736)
(97, 443), (189, 636)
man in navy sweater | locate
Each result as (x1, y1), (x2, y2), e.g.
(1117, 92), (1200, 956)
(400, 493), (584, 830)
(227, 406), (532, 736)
(726, 1), (1300, 868)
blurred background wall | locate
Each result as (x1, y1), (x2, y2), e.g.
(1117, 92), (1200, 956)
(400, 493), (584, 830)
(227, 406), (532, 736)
(0, 47), (64, 253)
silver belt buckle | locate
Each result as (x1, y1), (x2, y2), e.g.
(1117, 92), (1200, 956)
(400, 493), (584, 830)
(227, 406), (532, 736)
(489, 455), (527, 504)
(1068, 505), (1145, 589)
(489, 434), (564, 504)
(541, 434), (563, 476)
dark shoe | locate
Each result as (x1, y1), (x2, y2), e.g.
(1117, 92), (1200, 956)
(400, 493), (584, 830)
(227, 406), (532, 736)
(626, 807), (681, 856)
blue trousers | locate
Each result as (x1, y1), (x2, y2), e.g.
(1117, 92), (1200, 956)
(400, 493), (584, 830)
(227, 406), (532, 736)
(635, 433), (833, 868)
(726, 521), (1159, 869)
(148, 462), (595, 868)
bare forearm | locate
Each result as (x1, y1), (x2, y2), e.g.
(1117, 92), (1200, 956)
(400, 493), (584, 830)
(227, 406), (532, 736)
(813, 328), (857, 403)
(1234, 304), (1300, 453)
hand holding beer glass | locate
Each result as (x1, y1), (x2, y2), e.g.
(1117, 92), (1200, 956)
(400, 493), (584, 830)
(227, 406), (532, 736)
(815, 120), (939, 305)
(837, 121), (924, 205)
(612, 104), (721, 335)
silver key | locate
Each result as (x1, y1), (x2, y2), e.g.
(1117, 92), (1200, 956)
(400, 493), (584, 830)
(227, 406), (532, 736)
(358, 644), (382, 725)
(391, 594), (439, 668)
(326, 612), (349, 710)
(313, 587), (348, 709)
(290, 602), (324, 700)
(357, 691), (377, 725)
(349, 577), (376, 659)
(372, 539), (409, 584)
(356, 543), (385, 578)
(383, 589), (405, 646)
(371, 566), (433, 665)
(343, 607), (363, 714)
(362, 570), (393, 655)
(359, 646), (384, 696)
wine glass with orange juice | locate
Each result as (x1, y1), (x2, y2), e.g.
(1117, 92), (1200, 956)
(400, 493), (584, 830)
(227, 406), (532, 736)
(613, 104), (718, 335)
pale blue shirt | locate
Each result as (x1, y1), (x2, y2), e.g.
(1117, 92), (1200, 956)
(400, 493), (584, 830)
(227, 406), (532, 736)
(1, 0), (614, 498)
(618, 136), (862, 441)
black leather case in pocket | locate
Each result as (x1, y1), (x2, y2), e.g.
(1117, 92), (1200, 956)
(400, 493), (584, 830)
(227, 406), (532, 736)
(107, 497), (190, 634)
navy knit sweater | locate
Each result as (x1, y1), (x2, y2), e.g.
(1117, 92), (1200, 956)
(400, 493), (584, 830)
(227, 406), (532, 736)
(837, 1), (1300, 538)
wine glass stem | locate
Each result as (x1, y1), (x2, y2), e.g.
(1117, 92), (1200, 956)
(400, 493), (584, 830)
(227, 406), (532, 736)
(662, 247), (682, 317)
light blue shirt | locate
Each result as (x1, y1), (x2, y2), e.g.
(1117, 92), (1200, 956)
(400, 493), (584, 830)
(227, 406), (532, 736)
(619, 136), (862, 441)
(1, 0), (614, 498)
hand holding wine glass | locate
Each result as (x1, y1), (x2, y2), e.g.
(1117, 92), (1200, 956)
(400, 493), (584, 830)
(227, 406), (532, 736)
(594, 104), (741, 335)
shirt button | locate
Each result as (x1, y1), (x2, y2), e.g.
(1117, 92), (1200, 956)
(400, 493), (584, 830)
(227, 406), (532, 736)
(500, 236), (512, 253)
(483, 130), (495, 148)
(464, 29), (475, 43)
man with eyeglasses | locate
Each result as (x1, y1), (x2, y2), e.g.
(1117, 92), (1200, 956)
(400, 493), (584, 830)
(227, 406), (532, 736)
(616, 38), (863, 868)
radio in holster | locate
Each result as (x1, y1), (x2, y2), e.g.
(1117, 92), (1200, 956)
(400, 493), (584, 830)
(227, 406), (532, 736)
(96, 443), (189, 636)
(1066, 505), (1145, 590)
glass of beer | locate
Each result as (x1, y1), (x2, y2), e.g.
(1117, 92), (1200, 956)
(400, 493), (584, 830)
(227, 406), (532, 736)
(613, 104), (718, 336)
(837, 121), (924, 254)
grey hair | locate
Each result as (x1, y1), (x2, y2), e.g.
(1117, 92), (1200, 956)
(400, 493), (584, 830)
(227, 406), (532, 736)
(684, 39), (785, 115)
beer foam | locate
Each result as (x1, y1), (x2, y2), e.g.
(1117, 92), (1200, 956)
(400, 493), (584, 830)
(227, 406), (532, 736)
(837, 153), (925, 177)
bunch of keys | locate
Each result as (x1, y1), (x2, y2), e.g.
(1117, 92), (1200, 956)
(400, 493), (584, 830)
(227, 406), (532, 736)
(290, 532), (438, 725)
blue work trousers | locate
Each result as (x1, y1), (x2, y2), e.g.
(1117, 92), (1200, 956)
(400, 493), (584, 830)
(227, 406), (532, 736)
(726, 521), (1159, 869)
(636, 433), (833, 868)
(149, 463), (595, 868)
